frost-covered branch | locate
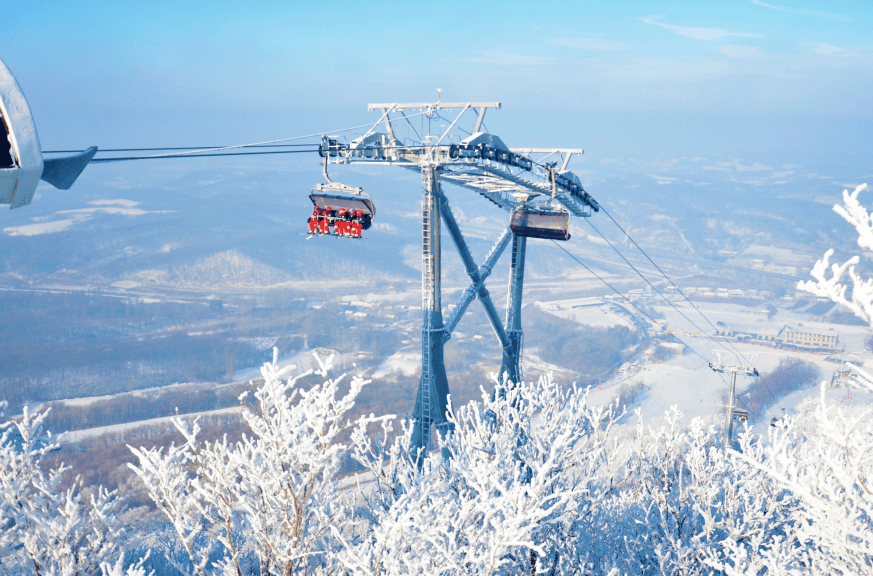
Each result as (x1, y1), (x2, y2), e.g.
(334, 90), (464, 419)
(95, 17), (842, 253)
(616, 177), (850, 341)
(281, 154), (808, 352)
(798, 183), (873, 324)
(0, 403), (134, 575)
(129, 348), (389, 576)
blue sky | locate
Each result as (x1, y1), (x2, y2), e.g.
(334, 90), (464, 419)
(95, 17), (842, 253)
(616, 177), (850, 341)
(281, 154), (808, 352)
(1, 0), (871, 159)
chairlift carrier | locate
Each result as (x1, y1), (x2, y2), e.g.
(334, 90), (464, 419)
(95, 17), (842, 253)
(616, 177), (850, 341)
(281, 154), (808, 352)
(509, 206), (570, 241)
(733, 407), (749, 423)
(308, 158), (376, 229)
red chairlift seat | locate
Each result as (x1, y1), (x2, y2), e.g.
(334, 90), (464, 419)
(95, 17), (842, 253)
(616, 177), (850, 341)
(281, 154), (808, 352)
(509, 207), (570, 241)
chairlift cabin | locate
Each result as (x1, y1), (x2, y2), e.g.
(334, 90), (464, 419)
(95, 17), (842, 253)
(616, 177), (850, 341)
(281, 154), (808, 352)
(309, 188), (376, 229)
(308, 157), (376, 235)
(733, 408), (749, 423)
(509, 206), (570, 241)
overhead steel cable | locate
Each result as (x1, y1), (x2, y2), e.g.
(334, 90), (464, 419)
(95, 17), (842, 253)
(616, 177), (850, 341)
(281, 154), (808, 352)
(602, 207), (776, 359)
(594, 208), (787, 415)
(71, 112), (431, 163)
(525, 154), (776, 407)
(45, 144), (318, 153)
(585, 218), (721, 341)
(550, 239), (740, 407)
(549, 240), (715, 367)
(90, 149), (320, 163)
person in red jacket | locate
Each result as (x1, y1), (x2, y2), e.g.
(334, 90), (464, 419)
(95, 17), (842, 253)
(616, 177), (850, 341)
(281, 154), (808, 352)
(321, 206), (332, 234)
(308, 207), (319, 234)
(351, 209), (363, 238)
(335, 208), (347, 236)
(344, 208), (355, 237)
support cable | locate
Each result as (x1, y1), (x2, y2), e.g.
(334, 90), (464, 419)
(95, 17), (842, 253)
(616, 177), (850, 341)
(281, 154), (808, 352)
(585, 219), (721, 342)
(45, 144), (319, 153)
(549, 240), (714, 367)
(594, 208), (787, 415)
(90, 149), (320, 163)
(399, 111), (423, 143)
(530, 149), (783, 415)
(58, 112), (429, 163)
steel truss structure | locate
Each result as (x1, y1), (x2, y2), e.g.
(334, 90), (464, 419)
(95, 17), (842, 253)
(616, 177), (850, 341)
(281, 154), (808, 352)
(710, 352), (759, 448)
(319, 98), (600, 453)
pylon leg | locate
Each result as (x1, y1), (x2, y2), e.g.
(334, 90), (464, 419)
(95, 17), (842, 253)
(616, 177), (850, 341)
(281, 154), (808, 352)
(500, 234), (527, 386)
(412, 166), (451, 455)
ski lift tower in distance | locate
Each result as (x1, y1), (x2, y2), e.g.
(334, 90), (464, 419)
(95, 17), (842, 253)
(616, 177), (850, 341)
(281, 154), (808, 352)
(316, 94), (600, 455)
(710, 351), (759, 448)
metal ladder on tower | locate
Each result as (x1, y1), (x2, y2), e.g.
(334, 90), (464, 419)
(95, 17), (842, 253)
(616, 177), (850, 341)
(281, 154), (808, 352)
(420, 195), (433, 450)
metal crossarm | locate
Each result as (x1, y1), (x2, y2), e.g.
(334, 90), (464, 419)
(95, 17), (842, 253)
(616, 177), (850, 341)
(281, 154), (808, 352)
(367, 102), (501, 111)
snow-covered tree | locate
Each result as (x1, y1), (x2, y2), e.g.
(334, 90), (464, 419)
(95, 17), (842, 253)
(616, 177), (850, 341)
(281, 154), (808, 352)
(798, 182), (873, 323)
(129, 350), (389, 576)
(732, 377), (873, 575)
(578, 407), (799, 576)
(339, 374), (624, 575)
(0, 401), (132, 576)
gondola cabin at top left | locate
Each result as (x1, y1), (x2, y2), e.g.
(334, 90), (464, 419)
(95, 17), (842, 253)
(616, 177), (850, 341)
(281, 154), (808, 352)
(0, 56), (97, 209)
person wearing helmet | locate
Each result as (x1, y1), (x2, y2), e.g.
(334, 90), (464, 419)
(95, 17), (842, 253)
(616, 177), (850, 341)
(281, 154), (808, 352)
(335, 208), (347, 236)
(352, 209), (363, 238)
(344, 207), (355, 237)
(308, 206), (319, 234)
(321, 206), (332, 234)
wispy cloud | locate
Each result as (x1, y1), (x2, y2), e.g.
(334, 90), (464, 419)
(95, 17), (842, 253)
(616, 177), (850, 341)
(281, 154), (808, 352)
(751, 0), (850, 21)
(717, 45), (767, 58)
(703, 160), (772, 172)
(456, 50), (555, 66)
(808, 42), (843, 55)
(640, 17), (762, 41)
(646, 174), (678, 185)
(550, 37), (629, 52)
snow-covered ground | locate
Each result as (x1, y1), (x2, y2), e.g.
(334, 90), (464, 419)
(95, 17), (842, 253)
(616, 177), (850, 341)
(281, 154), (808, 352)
(234, 348), (369, 381)
(535, 298), (636, 329)
(372, 348), (420, 378)
(60, 406), (241, 443)
(579, 296), (873, 432)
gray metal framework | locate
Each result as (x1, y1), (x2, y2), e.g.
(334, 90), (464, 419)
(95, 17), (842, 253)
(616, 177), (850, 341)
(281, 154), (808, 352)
(319, 98), (599, 453)
(710, 352), (759, 448)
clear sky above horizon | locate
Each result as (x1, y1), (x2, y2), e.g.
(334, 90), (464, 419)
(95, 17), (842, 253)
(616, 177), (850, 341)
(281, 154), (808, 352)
(2, 0), (871, 161)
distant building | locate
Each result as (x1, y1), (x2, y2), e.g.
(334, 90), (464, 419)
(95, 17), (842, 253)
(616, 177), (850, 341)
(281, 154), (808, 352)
(659, 342), (686, 355)
(715, 325), (837, 351)
(783, 329), (838, 351)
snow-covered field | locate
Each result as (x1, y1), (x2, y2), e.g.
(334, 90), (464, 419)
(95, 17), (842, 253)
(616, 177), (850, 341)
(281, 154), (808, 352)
(535, 297), (636, 329)
(60, 406), (241, 443)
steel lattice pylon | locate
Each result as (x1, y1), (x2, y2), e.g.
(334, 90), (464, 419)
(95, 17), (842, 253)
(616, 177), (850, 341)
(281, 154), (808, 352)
(318, 98), (600, 454)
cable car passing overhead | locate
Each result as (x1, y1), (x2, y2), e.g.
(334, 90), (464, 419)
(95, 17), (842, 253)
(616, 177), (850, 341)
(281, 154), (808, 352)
(307, 157), (375, 238)
(309, 190), (375, 229)
(509, 206), (571, 241)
